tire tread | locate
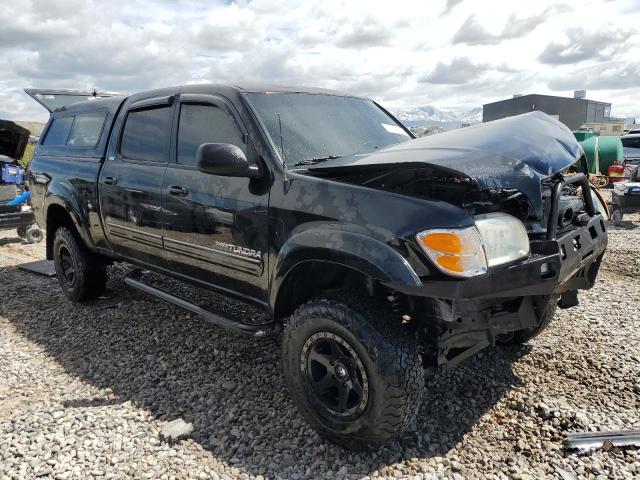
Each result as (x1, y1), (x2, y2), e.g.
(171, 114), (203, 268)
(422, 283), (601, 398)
(282, 290), (424, 450)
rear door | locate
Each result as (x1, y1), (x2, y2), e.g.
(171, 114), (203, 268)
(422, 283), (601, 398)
(24, 89), (122, 113)
(161, 94), (270, 303)
(99, 95), (175, 267)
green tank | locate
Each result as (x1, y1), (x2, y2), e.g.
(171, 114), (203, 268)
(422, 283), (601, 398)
(573, 130), (623, 174)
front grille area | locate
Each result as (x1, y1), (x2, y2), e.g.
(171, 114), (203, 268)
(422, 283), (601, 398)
(543, 173), (596, 240)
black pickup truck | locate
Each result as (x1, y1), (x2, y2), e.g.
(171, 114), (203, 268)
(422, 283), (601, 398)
(28, 84), (608, 450)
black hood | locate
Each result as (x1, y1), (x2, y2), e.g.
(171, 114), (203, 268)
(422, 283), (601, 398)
(0, 120), (30, 160)
(306, 112), (583, 219)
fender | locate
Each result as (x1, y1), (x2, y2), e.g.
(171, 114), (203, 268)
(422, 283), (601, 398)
(270, 227), (422, 308)
(44, 180), (98, 255)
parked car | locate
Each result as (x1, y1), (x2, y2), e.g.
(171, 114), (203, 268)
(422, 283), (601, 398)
(611, 139), (640, 221)
(27, 85), (608, 450)
(0, 120), (43, 243)
(621, 133), (640, 164)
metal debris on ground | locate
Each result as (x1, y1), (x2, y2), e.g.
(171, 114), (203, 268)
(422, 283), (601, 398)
(565, 430), (640, 451)
(17, 260), (56, 277)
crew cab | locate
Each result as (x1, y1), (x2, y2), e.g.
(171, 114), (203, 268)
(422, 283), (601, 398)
(28, 84), (608, 450)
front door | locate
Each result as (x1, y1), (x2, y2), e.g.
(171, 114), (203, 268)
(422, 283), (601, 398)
(99, 96), (175, 267)
(162, 95), (270, 303)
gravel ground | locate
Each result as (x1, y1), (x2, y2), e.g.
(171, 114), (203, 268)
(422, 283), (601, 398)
(0, 215), (639, 480)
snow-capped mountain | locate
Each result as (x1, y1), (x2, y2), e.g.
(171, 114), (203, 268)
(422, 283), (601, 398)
(392, 105), (482, 128)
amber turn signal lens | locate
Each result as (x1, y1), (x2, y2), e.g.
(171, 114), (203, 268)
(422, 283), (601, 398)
(419, 232), (462, 254)
(415, 227), (488, 278)
(435, 255), (464, 273)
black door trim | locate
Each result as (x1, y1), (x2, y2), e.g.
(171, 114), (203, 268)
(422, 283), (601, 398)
(106, 222), (163, 248)
(163, 237), (263, 275)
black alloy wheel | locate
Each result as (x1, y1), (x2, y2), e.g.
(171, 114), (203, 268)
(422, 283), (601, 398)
(53, 226), (108, 302)
(57, 244), (76, 288)
(282, 291), (424, 450)
(302, 332), (369, 418)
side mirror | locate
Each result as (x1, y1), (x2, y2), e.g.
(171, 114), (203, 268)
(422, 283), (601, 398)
(196, 143), (260, 178)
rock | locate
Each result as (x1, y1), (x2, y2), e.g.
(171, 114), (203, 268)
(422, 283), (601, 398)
(221, 381), (237, 392)
(160, 419), (193, 442)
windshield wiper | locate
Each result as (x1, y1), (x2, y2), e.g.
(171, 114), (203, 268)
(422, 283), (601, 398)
(293, 155), (341, 167)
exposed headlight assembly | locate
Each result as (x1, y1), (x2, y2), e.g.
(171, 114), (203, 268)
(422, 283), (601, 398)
(415, 213), (530, 278)
(474, 213), (530, 267)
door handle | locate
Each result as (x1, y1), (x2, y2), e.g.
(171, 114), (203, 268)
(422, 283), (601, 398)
(168, 185), (189, 196)
(104, 176), (118, 186)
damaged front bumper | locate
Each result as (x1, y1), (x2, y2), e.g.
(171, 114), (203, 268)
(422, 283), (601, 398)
(387, 175), (608, 369)
(390, 213), (607, 302)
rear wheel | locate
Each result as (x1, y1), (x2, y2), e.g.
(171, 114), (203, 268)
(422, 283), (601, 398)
(16, 225), (27, 239)
(282, 291), (424, 450)
(53, 227), (107, 302)
(497, 296), (558, 345)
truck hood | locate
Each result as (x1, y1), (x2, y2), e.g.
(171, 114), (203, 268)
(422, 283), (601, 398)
(0, 120), (30, 160)
(305, 111), (583, 220)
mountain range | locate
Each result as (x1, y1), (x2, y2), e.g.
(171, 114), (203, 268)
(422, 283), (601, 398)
(391, 105), (483, 128)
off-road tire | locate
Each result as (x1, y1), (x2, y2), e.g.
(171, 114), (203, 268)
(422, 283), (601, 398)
(16, 225), (27, 239)
(610, 206), (623, 226)
(53, 227), (107, 302)
(25, 226), (44, 244)
(498, 296), (559, 345)
(282, 291), (424, 450)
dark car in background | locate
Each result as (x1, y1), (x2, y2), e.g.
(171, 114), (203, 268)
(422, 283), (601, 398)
(621, 133), (640, 169)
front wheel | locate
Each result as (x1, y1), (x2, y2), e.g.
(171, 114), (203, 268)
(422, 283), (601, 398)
(282, 292), (424, 450)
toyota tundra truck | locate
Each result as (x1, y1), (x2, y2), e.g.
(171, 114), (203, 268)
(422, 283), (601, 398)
(27, 84), (608, 450)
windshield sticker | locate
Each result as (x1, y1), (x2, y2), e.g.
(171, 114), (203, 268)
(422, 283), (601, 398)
(382, 123), (408, 136)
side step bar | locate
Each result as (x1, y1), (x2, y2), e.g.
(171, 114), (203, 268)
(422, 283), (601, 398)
(125, 277), (279, 337)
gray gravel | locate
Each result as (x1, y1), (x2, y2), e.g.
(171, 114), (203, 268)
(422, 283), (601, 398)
(1, 215), (639, 479)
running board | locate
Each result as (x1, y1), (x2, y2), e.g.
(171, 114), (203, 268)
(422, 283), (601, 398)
(124, 277), (279, 337)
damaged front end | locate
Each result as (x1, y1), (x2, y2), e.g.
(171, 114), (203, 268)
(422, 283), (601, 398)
(303, 112), (609, 369)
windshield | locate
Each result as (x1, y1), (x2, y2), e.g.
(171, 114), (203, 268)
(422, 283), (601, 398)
(622, 136), (640, 149)
(245, 92), (411, 167)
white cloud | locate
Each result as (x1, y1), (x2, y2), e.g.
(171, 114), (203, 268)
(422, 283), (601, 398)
(1, 0), (639, 122)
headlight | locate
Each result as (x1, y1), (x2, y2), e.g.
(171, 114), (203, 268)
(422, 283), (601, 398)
(474, 213), (530, 267)
(415, 227), (487, 278)
(415, 213), (530, 278)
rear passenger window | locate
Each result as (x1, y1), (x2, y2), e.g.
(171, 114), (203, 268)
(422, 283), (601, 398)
(67, 112), (106, 147)
(177, 104), (245, 166)
(43, 116), (73, 146)
(120, 107), (172, 162)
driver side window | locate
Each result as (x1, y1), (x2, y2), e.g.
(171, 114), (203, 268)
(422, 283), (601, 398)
(177, 103), (245, 166)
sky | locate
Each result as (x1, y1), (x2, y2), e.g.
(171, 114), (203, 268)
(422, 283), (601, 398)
(1, 0), (639, 122)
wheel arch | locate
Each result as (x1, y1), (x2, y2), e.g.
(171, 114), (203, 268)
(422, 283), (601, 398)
(271, 228), (422, 319)
(45, 194), (95, 260)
